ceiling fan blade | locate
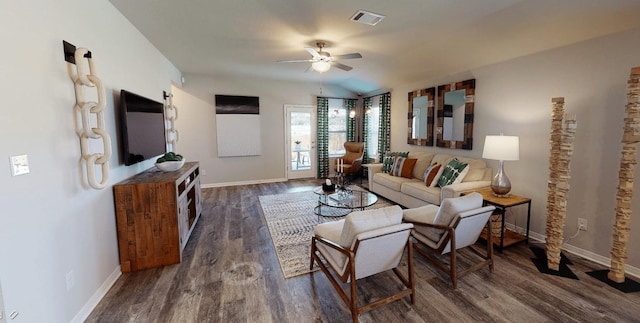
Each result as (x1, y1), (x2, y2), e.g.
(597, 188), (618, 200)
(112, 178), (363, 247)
(304, 65), (314, 73)
(334, 53), (362, 60)
(277, 59), (314, 63)
(305, 46), (321, 59)
(332, 62), (353, 71)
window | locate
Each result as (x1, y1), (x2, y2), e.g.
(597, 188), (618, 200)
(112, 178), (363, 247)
(328, 98), (347, 156)
(366, 95), (381, 160)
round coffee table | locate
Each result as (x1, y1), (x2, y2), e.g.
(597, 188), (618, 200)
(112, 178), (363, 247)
(312, 186), (378, 217)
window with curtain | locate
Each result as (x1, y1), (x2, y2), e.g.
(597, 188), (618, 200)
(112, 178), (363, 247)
(328, 98), (347, 156)
(366, 95), (381, 161)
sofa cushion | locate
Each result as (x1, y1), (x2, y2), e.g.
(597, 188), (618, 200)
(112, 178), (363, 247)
(437, 158), (469, 187)
(431, 154), (454, 167)
(456, 156), (487, 170)
(401, 181), (442, 205)
(381, 151), (409, 173)
(391, 157), (417, 178)
(409, 151), (435, 179)
(462, 167), (489, 182)
(373, 172), (413, 191)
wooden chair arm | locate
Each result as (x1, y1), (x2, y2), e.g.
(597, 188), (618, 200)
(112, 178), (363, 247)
(312, 235), (354, 258)
(405, 221), (450, 231)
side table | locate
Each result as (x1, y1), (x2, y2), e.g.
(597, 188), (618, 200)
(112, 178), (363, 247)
(466, 188), (532, 252)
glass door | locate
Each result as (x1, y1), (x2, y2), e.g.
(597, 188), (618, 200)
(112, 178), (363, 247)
(285, 105), (316, 179)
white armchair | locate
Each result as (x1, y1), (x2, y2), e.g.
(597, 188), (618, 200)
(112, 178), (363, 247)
(402, 192), (495, 288)
(310, 205), (415, 323)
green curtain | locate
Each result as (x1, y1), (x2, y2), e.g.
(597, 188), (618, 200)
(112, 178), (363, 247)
(344, 99), (357, 142)
(316, 97), (329, 178)
(361, 97), (372, 177)
(378, 92), (392, 159)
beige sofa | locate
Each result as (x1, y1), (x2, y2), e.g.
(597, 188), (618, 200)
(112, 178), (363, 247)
(367, 151), (492, 208)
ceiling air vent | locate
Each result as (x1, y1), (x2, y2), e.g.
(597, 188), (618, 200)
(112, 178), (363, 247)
(350, 10), (385, 26)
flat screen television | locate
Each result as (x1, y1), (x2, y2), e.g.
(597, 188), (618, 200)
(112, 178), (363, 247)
(118, 89), (167, 166)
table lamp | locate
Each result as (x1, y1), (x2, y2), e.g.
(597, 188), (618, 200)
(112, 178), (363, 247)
(482, 134), (520, 196)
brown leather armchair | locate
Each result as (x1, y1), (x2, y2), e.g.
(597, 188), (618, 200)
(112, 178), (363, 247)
(336, 142), (365, 175)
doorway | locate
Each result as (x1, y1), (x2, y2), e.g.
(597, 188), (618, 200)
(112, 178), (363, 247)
(285, 105), (316, 179)
(0, 278), (5, 323)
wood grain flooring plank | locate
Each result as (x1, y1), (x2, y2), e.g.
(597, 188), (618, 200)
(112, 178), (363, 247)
(86, 179), (640, 323)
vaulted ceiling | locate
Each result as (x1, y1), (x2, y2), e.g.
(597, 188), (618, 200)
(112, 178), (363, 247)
(109, 0), (640, 94)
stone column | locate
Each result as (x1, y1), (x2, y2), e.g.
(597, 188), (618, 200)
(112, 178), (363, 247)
(545, 98), (565, 271)
(609, 67), (640, 283)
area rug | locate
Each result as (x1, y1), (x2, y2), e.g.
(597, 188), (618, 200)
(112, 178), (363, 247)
(258, 190), (392, 279)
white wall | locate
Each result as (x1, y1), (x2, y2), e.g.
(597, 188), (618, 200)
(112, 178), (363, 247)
(393, 27), (640, 270)
(172, 74), (356, 186)
(0, 1), (181, 322)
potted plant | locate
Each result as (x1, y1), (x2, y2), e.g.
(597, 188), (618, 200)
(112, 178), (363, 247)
(155, 152), (185, 171)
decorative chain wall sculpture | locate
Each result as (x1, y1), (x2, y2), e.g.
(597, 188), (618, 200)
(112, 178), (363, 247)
(609, 66), (640, 283)
(164, 91), (179, 152)
(545, 97), (577, 271)
(64, 41), (112, 189)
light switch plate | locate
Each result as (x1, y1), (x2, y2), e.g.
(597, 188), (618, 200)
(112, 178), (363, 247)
(10, 155), (29, 176)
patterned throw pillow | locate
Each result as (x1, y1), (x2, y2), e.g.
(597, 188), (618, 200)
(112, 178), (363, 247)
(423, 163), (442, 186)
(381, 151), (409, 173)
(437, 158), (469, 187)
(391, 157), (417, 178)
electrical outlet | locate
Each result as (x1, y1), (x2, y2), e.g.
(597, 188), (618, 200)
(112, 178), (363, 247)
(66, 271), (75, 291)
(578, 218), (588, 231)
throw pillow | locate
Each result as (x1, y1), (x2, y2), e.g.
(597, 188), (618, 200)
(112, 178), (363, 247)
(429, 164), (446, 188)
(391, 157), (417, 178)
(381, 151), (409, 173)
(452, 166), (470, 184)
(437, 158), (469, 187)
(422, 163), (442, 186)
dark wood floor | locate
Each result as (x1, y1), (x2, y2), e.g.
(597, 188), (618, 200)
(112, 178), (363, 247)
(87, 179), (640, 322)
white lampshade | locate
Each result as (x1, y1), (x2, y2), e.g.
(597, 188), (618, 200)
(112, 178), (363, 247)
(312, 60), (331, 73)
(482, 135), (520, 161)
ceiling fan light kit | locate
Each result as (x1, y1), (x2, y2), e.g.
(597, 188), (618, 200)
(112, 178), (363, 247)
(312, 60), (331, 73)
(278, 41), (362, 73)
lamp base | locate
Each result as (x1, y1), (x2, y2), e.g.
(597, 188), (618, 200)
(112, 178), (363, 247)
(491, 189), (512, 198)
(491, 160), (512, 197)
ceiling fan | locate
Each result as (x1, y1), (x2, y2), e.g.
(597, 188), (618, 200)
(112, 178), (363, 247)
(278, 41), (362, 73)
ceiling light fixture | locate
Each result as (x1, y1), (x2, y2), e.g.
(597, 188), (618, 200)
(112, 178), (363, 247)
(312, 60), (331, 73)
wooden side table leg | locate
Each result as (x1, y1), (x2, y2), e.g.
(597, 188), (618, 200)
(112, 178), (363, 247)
(499, 207), (506, 252)
(526, 201), (532, 243)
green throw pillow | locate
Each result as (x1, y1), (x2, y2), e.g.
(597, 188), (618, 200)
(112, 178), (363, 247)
(437, 158), (468, 187)
(381, 151), (409, 173)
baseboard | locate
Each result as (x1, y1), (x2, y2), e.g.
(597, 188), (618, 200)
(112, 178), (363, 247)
(71, 266), (122, 323)
(201, 177), (287, 188)
(505, 223), (640, 280)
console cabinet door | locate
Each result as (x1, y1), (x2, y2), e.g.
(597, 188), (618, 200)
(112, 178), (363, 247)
(178, 196), (189, 249)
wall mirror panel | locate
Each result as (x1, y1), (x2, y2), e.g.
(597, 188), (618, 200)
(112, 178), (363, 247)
(407, 87), (435, 146)
(436, 79), (475, 150)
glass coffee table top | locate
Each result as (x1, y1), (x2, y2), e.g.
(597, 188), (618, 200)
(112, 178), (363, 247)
(313, 186), (378, 217)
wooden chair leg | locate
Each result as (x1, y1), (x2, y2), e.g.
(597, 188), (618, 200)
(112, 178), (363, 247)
(408, 240), (415, 304)
(310, 238), (316, 270)
(349, 263), (358, 323)
(450, 231), (458, 289)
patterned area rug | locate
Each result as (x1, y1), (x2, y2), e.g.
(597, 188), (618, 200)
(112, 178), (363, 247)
(258, 189), (392, 279)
